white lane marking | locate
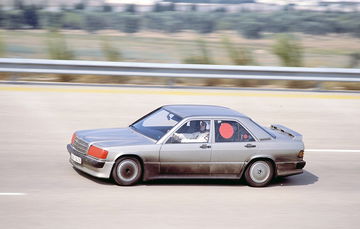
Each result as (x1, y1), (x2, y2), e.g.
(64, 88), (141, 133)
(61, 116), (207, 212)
(0, 193), (27, 196)
(306, 149), (360, 153)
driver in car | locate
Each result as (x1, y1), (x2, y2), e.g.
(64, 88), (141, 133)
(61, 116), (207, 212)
(173, 121), (209, 143)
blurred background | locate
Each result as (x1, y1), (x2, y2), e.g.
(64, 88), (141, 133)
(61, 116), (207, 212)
(0, 0), (359, 89)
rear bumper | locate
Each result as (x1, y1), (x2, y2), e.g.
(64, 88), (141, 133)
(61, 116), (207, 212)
(276, 160), (306, 177)
(67, 144), (114, 178)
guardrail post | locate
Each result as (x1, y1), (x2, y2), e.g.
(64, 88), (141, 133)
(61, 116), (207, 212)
(167, 78), (175, 88)
(10, 74), (19, 83)
(316, 82), (323, 91)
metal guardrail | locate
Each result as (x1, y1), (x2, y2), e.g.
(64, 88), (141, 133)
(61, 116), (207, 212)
(0, 58), (359, 82)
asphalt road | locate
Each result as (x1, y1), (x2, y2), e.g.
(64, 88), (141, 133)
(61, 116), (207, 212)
(0, 84), (360, 229)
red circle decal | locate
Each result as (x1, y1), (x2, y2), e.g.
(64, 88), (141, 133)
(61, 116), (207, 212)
(219, 123), (234, 139)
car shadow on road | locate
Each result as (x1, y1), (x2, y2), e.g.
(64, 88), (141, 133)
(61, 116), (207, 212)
(144, 179), (242, 186)
(144, 170), (318, 187)
(270, 170), (319, 187)
(73, 166), (318, 187)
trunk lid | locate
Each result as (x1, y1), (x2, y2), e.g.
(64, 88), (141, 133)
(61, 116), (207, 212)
(269, 124), (303, 141)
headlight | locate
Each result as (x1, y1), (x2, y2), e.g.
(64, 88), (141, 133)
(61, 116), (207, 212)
(71, 133), (76, 144)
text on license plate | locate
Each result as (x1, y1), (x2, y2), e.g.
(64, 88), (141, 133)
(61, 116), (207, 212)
(71, 153), (82, 164)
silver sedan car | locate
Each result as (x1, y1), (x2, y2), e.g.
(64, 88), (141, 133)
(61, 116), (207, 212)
(67, 105), (306, 187)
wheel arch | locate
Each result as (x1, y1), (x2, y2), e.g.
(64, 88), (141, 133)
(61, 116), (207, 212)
(111, 154), (145, 178)
(240, 155), (277, 178)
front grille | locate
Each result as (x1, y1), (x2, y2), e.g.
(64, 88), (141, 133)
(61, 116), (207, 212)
(72, 136), (89, 154)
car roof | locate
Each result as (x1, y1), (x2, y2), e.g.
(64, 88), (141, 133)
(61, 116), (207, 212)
(162, 105), (249, 118)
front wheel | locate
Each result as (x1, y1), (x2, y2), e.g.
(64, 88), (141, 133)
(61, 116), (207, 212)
(112, 157), (142, 186)
(244, 160), (274, 187)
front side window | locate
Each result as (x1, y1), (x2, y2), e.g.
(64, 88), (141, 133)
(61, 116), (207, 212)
(167, 120), (210, 144)
(131, 108), (181, 140)
(215, 120), (255, 142)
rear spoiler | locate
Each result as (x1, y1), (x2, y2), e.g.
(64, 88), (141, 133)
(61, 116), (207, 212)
(271, 124), (302, 141)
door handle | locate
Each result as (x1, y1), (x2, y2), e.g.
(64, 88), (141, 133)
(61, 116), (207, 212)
(245, 143), (256, 148)
(200, 144), (211, 149)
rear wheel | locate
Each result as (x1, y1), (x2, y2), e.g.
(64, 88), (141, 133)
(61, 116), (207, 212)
(244, 160), (274, 187)
(112, 157), (142, 186)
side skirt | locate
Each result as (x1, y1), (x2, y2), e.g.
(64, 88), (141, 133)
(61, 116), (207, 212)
(143, 162), (242, 181)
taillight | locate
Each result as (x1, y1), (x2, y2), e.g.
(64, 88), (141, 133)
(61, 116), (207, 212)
(88, 145), (108, 159)
(298, 150), (304, 158)
(71, 133), (76, 144)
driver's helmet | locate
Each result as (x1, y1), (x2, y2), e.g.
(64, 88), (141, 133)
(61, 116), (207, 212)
(199, 121), (207, 133)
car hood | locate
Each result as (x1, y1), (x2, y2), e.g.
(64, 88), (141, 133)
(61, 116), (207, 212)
(76, 127), (155, 147)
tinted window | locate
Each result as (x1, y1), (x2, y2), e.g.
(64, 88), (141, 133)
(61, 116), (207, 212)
(215, 120), (255, 142)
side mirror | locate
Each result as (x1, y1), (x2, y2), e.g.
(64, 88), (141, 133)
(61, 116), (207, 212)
(166, 135), (181, 144)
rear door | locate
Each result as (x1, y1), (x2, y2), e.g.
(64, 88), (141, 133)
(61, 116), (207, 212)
(210, 120), (258, 175)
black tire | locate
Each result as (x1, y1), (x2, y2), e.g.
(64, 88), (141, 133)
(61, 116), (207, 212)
(112, 157), (142, 186)
(244, 160), (274, 187)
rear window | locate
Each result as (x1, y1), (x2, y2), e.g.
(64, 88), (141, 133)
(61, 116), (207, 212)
(246, 119), (275, 140)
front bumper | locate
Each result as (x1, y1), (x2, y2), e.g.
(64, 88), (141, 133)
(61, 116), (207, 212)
(67, 144), (114, 178)
(276, 160), (306, 177)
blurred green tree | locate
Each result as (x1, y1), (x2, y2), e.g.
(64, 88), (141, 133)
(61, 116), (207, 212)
(152, 3), (176, 12)
(353, 22), (360, 38)
(121, 15), (140, 33)
(43, 12), (63, 30)
(222, 37), (254, 65)
(0, 6), (4, 27)
(62, 12), (84, 29)
(125, 4), (136, 14)
(102, 4), (113, 12)
(14, 0), (25, 10)
(213, 7), (227, 13)
(23, 5), (39, 28)
(46, 31), (75, 60)
(348, 53), (360, 68)
(197, 18), (215, 34)
(84, 13), (108, 33)
(152, 3), (163, 12)
(168, 3), (176, 11)
(47, 31), (76, 81)
(238, 20), (263, 39)
(74, 1), (86, 10)
(101, 38), (122, 61)
(0, 32), (5, 57)
(183, 39), (221, 86)
(272, 34), (303, 67)
(183, 39), (214, 64)
(5, 11), (24, 29)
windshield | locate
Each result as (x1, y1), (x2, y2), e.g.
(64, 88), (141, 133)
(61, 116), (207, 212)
(130, 108), (182, 141)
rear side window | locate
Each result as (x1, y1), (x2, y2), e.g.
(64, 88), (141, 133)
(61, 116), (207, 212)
(246, 119), (275, 140)
(215, 120), (255, 143)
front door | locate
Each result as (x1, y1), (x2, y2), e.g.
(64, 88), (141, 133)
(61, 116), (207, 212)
(160, 120), (212, 175)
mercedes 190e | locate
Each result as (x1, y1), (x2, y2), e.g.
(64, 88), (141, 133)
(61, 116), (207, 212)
(67, 105), (306, 187)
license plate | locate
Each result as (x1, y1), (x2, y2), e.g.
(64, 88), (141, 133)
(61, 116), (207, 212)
(71, 153), (82, 164)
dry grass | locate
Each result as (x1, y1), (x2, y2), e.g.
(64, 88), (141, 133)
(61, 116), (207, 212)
(0, 73), (10, 80)
(324, 82), (360, 91)
(1, 29), (359, 67)
(0, 29), (359, 90)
